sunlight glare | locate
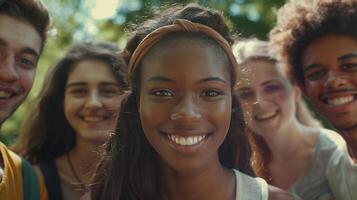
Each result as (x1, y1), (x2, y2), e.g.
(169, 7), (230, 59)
(91, 0), (122, 19)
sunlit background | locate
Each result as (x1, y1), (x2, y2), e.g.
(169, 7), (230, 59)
(0, 0), (289, 145)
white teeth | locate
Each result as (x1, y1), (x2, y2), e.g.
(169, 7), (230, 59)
(327, 96), (354, 105)
(256, 111), (277, 120)
(168, 134), (206, 146)
(83, 116), (104, 122)
(0, 90), (11, 98)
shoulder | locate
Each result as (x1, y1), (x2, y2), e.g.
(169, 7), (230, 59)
(317, 128), (346, 148)
(268, 185), (299, 200)
(233, 169), (269, 199)
(0, 142), (22, 176)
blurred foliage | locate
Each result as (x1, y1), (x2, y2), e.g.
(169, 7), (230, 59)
(1, 0), (289, 145)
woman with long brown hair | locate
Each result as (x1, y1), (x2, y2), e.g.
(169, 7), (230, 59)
(13, 42), (128, 200)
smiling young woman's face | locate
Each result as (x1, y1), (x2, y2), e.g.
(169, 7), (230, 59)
(236, 60), (298, 136)
(64, 59), (125, 144)
(139, 37), (232, 172)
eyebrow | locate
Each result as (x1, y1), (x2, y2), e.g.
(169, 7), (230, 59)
(261, 79), (280, 86)
(337, 52), (357, 61)
(66, 82), (119, 88)
(236, 87), (250, 92)
(146, 76), (227, 84)
(22, 47), (40, 59)
(0, 38), (40, 58)
(146, 76), (175, 83)
(198, 77), (226, 84)
(303, 63), (320, 73)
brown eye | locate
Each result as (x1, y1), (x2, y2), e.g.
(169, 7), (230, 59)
(201, 89), (222, 97)
(237, 90), (254, 100)
(305, 69), (326, 81)
(341, 63), (357, 71)
(69, 88), (87, 97)
(17, 57), (35, 69)
(265, 84), (281, 93)
(151, 89), (174, 97)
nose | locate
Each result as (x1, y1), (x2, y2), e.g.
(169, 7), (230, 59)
(252, 92), (267, 106)
(170, 96), (202, 122)
(0, 53), (19, 83)
(85, 91), (103, 109)
(324, 71), (349, 91)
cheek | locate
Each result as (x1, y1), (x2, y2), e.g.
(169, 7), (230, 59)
(18, 70), (35, 94)
(304, 81), (320, 99)
(139, 97), (165, 132)
(104, 96), (124, 115)
(211, 98), (232, 133)
(63, 96), (80, 120)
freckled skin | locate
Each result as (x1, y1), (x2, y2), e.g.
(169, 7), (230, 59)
(236, 60), (298, 136)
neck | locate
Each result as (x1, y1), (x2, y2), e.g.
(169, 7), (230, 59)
(68, 138), (104, 184)
(162, 156), (235, 200)
(341, 129), (357, 160)
(262, 120), (310, 161)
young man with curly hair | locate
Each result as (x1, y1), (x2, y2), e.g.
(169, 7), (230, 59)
(270, 0), (357, 161)
(0, 0), (50, 199)
(270, 0), (357, 198)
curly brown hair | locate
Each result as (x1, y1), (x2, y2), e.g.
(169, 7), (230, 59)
(270, 0), (357, 86)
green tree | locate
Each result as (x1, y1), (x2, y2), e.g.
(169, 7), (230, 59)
(0, 0), (285, 145)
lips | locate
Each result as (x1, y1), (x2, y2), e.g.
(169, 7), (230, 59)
(80, 112), (113, 123)
(320, 90), (356, 106)
(325, 95), (355, 105)
(0, 90), (12, 98)
(82, 116), (106, 122)
(254, 110), (278, 121)
(167, 134), (207, 146)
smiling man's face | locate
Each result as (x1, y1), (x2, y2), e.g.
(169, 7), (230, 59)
(0, 14), (42, 124)
(301, 34), (357, 134)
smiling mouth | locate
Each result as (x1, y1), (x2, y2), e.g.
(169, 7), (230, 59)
(255, 111), (278, 121)
(167, 134), (207, 146)
(81, 116), (108, 122)
(325, 95), (355, 105)
(0, 90), (14, 99)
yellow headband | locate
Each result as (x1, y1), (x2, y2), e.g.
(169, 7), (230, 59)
(128, 19), (238, 82)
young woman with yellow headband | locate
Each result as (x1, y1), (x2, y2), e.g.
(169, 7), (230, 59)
(91, 4), (295, 200)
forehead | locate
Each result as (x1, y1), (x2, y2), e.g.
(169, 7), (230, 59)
(141, 38), (230, 82)
(67, 59), (117, 83)
(302, 34), (357, 65)
(237, 59), (282, 79)
(0, 14), (42, 55)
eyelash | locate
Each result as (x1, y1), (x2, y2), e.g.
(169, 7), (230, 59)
(17, 57), (35, 69)
(201, 89), (223, 97)
(151, 89), (174, 97)
(305, 69), (326, 81)
(341, 63), (357, 70)
(237, 90), (254, 100)
(149, 89), (224, 98)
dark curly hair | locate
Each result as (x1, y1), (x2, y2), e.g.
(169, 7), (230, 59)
(270, 0), (357, 86)
(12, 42), (128, 163)
(92, 3), (254, 200)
